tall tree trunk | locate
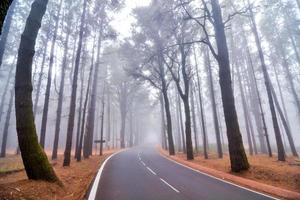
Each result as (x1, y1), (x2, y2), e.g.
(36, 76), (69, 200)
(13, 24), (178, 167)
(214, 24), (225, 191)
(77, 75), (90, 161)
(248, 2), (285, 161)
(182, 96), (193, 160)
(78, 42), (96, 161)
(94, 95), (100, 155)
(52, 25), (70, 160)
(39, 0), (63, 148)
(15, 0), (59, 182)
(63, 0), (87, 166)
(134, 114), (140, 146)
(100, 98), (105, 155)
(85, 22), (103, 156)
(0, 89), (13, 157)
(243, 36), (268, 154)
(216, 106), (225, 150)
(74, 63), (84, 159)
(159, 94), (167, 149)
(106, 89), (111, 149)
(112, 108), (116, 149)
(159, 50), (175, 155)
(247, 104), (258, 155)
(175, 92), (182, 151)
(168, 94), (176, 151)
(33, 39), (48, 115)
(120, 105), (126, 148)
(230, 30), (256, 155)
(190, 83), (198, 153)
(205, 48), (222, 158)
(241, 64), (258, 155)
(118, 82), (128, 149)
(162, 89), (175, 155)
(271, 59), (298, 156)
(278, 44), (300, 121)
(172, 43), (193, 160)
(0, 58), (15, 122)
(170, 94), (179, 152)
(269, 81), (299, 157)
(289, 35), (300, 71)
(129, 108), (134, 148)
(194, 47), (208, 158)
(229, 32), (253, 155)
(0, 0), (13, 35)
(177, 93), (186, 153)
(237, 64), (253, 155)
(278, 114), (288, 151)
(0, 0), (16, 67)
(164, 31), (193, 159)
(69, 33), (78, 84)
(248, 51), (272, 157)
(211, 0), (249, 171)
(229, 31), (235, 96)
(272, 58), (292, 135)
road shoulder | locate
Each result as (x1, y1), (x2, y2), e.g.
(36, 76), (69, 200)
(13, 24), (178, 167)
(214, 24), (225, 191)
(85, 149), (125, 200)
(159, 148), (300, 200)
(0, 150), (119, 200)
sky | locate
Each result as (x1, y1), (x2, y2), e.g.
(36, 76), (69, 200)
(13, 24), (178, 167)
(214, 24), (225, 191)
(110, 0), (151, 39)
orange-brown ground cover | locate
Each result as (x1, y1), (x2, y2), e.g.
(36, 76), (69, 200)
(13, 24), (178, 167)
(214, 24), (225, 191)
(181, 153), (300, 191)
(160, 148), (300, 200)
(0, 150), (117, 200)
(0, 155), (23, 174)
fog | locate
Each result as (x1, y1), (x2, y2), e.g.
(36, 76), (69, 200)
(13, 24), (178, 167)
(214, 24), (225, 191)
(0, 0), (299, 163)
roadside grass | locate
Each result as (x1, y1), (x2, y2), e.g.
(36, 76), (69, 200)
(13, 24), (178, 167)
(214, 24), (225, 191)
(0, 155), (24, 174)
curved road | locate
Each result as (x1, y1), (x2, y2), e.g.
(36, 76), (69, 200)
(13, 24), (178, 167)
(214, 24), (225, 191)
(87, 146), (278, 200)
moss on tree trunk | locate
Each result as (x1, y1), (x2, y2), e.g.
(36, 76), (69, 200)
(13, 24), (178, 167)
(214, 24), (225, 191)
(211, 0), (249, 172)
(15, 0), (60, 183)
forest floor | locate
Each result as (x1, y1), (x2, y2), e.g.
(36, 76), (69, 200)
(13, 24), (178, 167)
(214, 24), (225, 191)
(160, 148), (300, 200)
(0, 149), (118, 200)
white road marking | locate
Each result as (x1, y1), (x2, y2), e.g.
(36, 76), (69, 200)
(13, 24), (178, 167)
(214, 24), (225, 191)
(138, 153), (142, 162)
(139, 153), (179, 194)
(161, 154), (279, 200)
(146, 167), (157, 175)
(88, 150), (125, 200)
(141, 160), (146, 166)
(160, 178), (180, 193)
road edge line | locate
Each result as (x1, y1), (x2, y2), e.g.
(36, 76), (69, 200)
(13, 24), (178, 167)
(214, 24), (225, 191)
(87, 150), (125, 200)
(159, 152), (280, 200)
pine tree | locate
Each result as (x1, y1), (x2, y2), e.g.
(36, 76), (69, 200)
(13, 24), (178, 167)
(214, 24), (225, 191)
(15, 0), (59, 182)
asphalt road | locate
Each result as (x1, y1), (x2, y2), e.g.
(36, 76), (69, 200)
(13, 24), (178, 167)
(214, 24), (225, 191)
(87, 146), (278, 200)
